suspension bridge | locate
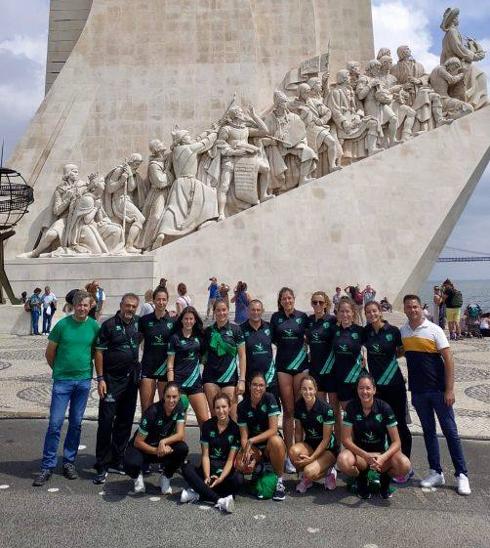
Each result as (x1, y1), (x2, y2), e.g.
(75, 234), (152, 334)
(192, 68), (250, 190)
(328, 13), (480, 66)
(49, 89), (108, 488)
(437, 246), (490, 263)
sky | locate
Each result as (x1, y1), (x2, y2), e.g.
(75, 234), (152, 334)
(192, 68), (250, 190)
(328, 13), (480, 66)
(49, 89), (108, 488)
(0, 0), (489, 281)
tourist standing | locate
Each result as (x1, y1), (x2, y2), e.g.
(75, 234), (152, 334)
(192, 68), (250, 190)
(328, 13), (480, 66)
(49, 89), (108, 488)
(139, 289), (155, 317)
(443, 280), (463, 340)
(93, 293), (142, 484)
(28, 287), (43, 335)
(42, 286), (57, 335)
(432, 285), (444, 327)
(206, 277), (219, 319)
(33, 290), (100, 486)
(232, 281), (250, 324)
(401, 294), (470, 495)
(332, 287), (342, 313)
(175, 282), (192, 315)
(219, 282), (230, 308)
(362, 284), (376, 305)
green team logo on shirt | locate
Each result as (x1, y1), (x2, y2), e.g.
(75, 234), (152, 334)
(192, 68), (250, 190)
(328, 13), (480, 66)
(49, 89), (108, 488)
(316, 415), (324, 423)
(227, 435), (235, 444)
(212, 448), (223, 458)
(355, 414), (363, 421)
(254, 343), (264, 352)
(148, 322), (154, 327)
(188, 351), (195, 359)
(180, 339), (187, 345)
(284, 329), (294, 337)
(209, 431), (216, 438)
(141, 418), (148, 427)
(278, 318), (284, 324)
(116, 325), (122, 331)
(307, 427), (318, 437)
(351, 332), (359, 340)
(295, 318), (303, 325)
(335, 330), (340, 336)
(312, 332), (320, 342)
(364, 431), (376, 442)
(157, 420), (163, 425)
(244, 331), (250, 338)
(154, 334), (164, 345)
(167, 322), (173, 329)
(248, 411), (254, 418)
(264, 329), (271, 336)
(339, 344), (349, 352)
(226, 330), (233, 336)
(385, 333), (393, 342)
(323, 321), (330, 329)
(260, 404), (267, 413)
(301, 413), (307, 419)
(371, 343), (381, 353)
(375, 414), (383, 423)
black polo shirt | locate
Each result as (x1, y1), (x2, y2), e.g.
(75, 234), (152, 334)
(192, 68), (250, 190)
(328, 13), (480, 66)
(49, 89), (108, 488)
(362, 321), (404, 387)
(270, 309), (308, 373)
(200, 417), (240, 474)
(331, 324), (364, 385)
(343, 398), (397, 453)
(138, 311), (176, 374)
(168, 332), (202, 386)
(240, 320), (276, 386)
(134, 399), (186, 447)
(96, 312), (141, 375)
(306, 314), (336, 377)
(237, 393), (280, 445)
(294, 397), (336, 450)
(203, 322), (244, 384)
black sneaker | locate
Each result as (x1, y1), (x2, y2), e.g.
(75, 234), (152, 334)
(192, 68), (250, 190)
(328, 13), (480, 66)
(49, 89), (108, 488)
(93, 470), (108, 485)
(357, 472), (371, 500)
(379, 473), (392, 499)
(63, 463), (78, 480)
(272, 478), (286, 501)
(33, 469), (53, 487)
(107, 463), (126, 475)
(142, 462), (151, 476)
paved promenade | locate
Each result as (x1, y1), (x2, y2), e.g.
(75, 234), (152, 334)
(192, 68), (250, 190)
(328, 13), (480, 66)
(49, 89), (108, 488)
(0, 312), (489, 438)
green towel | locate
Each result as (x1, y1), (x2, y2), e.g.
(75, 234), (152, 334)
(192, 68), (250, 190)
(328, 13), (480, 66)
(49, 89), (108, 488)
(209, 329), (237, 358)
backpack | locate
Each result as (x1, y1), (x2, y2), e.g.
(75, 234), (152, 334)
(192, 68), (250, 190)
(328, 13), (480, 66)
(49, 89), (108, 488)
(449, 289), (463, 308)
(467, 304), (481, 319)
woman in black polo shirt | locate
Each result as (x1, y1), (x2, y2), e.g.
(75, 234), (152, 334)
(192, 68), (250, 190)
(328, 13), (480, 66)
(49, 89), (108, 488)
(337, 373), (411, 499)
(236, 371), (287, 501)
(167, 306), (210, 427)
(330, 297), (364, 408)
(202, 300), (246, 419)
(270, 287), (308, 472)
(181, 393), (242, 513)
(363, 301), (413, 483)
(290, 376), (339, 493)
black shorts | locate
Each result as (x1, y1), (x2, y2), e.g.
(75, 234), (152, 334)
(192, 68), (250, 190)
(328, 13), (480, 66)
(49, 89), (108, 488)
(310, 371), (337, 393)
(141, 363), (167, 382)
(336, 382), (357, 403)
(177, 382), (204, 396)
(202, 375), (237, 389)
(305, 438), (340, 458)
(277, 366), (308, 377)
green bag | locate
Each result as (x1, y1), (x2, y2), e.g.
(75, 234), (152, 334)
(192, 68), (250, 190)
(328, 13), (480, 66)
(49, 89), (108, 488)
(251, 471), (278, 500)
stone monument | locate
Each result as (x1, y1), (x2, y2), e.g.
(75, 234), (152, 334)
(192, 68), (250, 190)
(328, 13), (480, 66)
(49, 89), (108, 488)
(4, 1), (490, 316)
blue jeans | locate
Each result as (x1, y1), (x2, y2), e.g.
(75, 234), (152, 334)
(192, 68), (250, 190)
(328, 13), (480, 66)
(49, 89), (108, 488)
(42, 310), (53, 334)
(31, 308), (40, 334)
(41, 379), (92, 470)
(412, 390), (468, 476)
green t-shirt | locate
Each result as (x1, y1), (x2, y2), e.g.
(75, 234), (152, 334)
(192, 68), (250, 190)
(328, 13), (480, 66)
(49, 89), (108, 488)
(48, 316), (101, 380)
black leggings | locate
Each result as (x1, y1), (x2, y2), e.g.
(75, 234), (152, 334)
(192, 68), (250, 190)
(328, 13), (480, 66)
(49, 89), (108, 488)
(123, 441), (189, 479)
(376, 386), (413, 459)
(181, 462), (243, 503)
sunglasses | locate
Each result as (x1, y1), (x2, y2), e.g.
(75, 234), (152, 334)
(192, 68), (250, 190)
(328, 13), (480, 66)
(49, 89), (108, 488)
(311, 300), (325, 305)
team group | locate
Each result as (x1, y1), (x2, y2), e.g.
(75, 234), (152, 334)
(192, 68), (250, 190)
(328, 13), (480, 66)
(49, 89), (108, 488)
(32, 286), (471, 513)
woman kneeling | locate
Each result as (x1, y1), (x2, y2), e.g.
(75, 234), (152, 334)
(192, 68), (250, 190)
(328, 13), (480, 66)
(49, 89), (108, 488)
(337, 373), (411, 499)
(289, 376), (339, 493)
(181, 393), (243, 513)
(236, 371), (287, 501)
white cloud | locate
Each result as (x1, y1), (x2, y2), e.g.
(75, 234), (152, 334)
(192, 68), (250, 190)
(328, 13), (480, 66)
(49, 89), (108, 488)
(0, 34), (47, 66)
(372, 1), (439, 70)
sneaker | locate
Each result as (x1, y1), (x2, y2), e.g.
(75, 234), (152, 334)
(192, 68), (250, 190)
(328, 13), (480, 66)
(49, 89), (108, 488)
(379, 473), (392, 499)
(180, 488), (200, 504)
(296, 475), (313, 494)
(457, 473), (471, 496)
(420, 469), (445, 488)
(159, 473), (172, 494)
(62, 463), (78, 480)
(132, 473), (146, 494)
(284, 457), (296, 474)
(107, 463), (126, 475)
(273, 477), (286, 501)
(324, 466), (337, 491)
(393, 468), (414, 484)
(32, 469), (52, 487)
(215, 494), (235, 513)
(142, 462), (151, 476)
(93, 470), (108, 485)
(357, 473), (371, 499)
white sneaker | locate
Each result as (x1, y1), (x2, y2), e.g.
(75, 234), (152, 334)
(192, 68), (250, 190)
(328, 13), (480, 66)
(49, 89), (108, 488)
(159, 473), (172, 494)
(215, 494), (235, 513)
(180, 488), (200, 503)
(284, 457), (296, 474)
(132, 473), (145, 494)
(457, 474), (471, 496)
(420, 469), (445, 488)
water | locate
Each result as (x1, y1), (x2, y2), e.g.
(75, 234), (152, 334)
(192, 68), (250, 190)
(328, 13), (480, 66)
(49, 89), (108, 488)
(420, 279), (490, 312)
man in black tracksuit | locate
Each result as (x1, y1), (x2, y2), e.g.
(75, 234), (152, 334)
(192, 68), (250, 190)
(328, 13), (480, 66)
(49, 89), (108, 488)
(93, 293), (142, 484)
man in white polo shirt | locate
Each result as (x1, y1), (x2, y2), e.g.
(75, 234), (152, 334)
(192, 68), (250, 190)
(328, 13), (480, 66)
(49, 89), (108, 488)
(400, 294), (470, 495)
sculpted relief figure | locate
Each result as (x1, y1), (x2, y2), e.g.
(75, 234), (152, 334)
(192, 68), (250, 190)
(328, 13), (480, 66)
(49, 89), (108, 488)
(263, 90), (317, 193)
(151, 128), (218, 245)
(293, 80), (342, 177)
(104, 153), (145, 253)
(23, 164), (88, 257)
(440, 7), (487, 110)
(327, 69), (383, 160)
(138, 139), (173, 250)
(356, 59), (398, 148)
(429, 57), (474, 120)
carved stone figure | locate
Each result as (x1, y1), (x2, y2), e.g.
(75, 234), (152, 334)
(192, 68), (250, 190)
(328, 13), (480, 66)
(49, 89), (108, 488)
(22, 164), (88, 257)
(262, 90), (317, 193)
(376, 47), (391, 61)
(378, 55), (416, 141)
(153, 128), (218, 244)
(390, 45), (450, 131)
(357, 59), (398, 148)
(429, 58), (474, 120)
(440, 7), (487, 110)
(104, 153), (145, 253)
(213, 105), (272, 220)
(327, 69), (383, 159)
(292, 81), (342, 176)
(138, 139), (173, 250)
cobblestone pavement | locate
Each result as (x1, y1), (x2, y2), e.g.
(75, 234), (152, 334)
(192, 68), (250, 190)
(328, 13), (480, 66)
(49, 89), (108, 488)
(1, 315), (489, 438)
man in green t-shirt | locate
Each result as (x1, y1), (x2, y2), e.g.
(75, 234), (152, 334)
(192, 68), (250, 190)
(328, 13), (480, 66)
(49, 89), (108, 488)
(33, 290), (100, 487)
